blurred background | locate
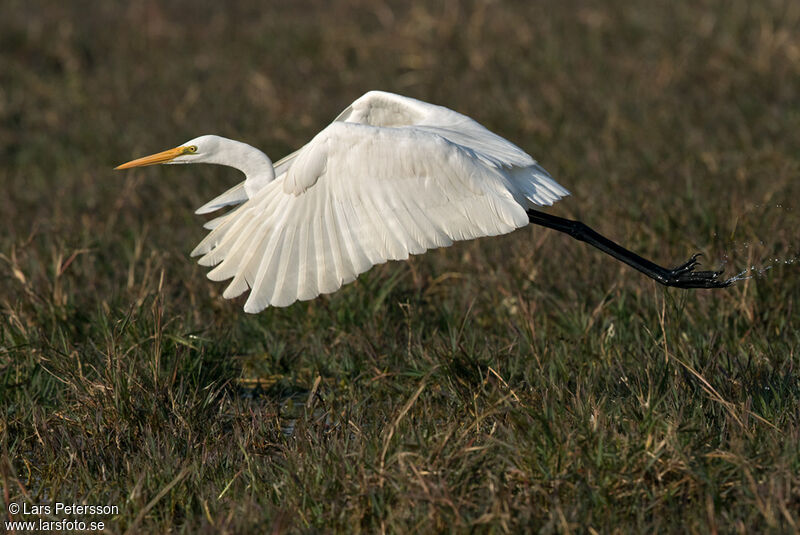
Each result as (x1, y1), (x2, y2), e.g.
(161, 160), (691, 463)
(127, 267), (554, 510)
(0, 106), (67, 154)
(1, 0), (799, 532)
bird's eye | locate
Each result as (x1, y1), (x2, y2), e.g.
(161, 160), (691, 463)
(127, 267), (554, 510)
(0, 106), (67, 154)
(187, 146), (198, 153)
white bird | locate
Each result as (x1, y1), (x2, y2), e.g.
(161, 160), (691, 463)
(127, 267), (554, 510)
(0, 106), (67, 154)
(116, 91), (730, 311)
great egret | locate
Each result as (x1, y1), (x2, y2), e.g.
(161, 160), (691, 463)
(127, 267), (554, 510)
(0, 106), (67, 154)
(116, 91), (730, 311)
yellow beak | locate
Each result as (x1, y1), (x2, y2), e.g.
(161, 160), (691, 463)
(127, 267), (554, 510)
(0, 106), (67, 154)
(115, 146), (189, 170)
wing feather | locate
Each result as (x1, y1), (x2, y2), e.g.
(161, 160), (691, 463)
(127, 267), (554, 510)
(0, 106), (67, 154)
(223, 217), (273, 299)
(320, 197), (346, 291)
(327, 198), (359, 285)
(245, 218), (289, 311)
(206, 219), (261, 280)
(270, 222), (300, 306)
(295, 205), (314, 301)
(360, 171), (412, 260)
(198, 204), (263, 267)
(195, 183), (248, 215)
(307, 192), (327, 297)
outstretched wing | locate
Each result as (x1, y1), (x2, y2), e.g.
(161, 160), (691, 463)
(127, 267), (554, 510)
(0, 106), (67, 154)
(191, 91), (569, 311)
(335, 91), (568, 207)
(339, 91), (539, 168)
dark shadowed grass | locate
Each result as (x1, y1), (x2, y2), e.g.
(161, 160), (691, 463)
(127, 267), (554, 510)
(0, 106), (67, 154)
(2, 0), (800, 532)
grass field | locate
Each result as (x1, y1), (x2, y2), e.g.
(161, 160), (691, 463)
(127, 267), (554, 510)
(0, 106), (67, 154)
(2, 0), (800, 532)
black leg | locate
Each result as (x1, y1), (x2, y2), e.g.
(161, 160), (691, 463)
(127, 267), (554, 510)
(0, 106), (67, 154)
(527, 209), (732, 289)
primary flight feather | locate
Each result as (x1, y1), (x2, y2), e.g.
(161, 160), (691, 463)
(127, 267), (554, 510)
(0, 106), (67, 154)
(116, 91), (730, 312)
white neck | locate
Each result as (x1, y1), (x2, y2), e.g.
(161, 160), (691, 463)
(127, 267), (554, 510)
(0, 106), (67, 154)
(204, 138), (275, 197)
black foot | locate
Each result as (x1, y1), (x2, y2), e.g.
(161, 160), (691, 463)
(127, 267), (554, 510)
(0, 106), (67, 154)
(525, 209), (734, 291)
(663, 253), (732, 288)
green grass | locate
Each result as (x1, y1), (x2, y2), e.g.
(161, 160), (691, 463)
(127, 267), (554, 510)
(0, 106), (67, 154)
(2, 0), (799, 532)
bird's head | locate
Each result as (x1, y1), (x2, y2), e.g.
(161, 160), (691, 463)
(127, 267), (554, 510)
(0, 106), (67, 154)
(115, 135), (223, 169)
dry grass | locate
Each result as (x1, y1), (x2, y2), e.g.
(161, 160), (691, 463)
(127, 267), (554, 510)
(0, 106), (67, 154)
(2, 0), (800, 532)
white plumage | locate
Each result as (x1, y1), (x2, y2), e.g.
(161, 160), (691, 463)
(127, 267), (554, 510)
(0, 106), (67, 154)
(116, 91), (570, 311)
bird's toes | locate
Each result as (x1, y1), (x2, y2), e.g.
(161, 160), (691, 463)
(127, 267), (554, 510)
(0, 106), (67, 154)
(671, 253), (702, 275)
(664, 253), (734, 288)
(675, 269), (732, 288)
